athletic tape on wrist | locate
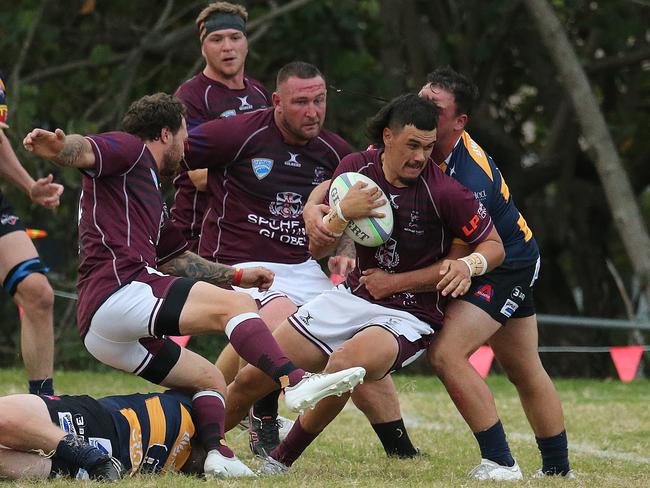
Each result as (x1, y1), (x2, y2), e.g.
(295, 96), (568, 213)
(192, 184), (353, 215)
(335, 201), (349, 222)
(457, 252), (488, 277)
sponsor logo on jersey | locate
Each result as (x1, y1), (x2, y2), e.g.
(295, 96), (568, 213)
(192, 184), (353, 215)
(74, 413), (86, 435)
(400, 292), (416, 307)
(500, 298), (519, 318)
(237, 96), (253, 111)
(474, 284), (493, 302)
(88, 437), (113, 456)
(140, 444), (169, 474)
(477, 202), (487, 219)
(375, 238), (400, 269)
(462, 215), (480, 236)
(284, 152), (302, 167)
(312, 166), (327, 185)
(474, 189), (487, 201)
(404, 210), (423, 235)
(58, 412), (76, 434)
(251, 158), (273, 180)
(511, 286), (526, 301)
(0, 213), (18, 226)
(219, 109), (237, 118)
(269, 191), (304, 218)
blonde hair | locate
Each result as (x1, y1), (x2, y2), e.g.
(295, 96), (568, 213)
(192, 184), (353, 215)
(197, 2), (248, 41)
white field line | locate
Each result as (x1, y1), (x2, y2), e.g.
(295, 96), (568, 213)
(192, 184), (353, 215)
(402, 413), (650, 465)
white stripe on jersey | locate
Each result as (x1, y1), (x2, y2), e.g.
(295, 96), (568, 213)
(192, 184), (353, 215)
(91, 178), (121, 286)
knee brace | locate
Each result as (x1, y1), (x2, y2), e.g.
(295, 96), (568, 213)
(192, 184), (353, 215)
(3, 257), (49, 296)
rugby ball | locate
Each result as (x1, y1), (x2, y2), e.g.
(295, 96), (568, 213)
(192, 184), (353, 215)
(329, 172), (393, 247)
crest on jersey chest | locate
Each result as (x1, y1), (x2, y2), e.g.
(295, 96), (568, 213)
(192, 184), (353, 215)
(251, 158), (274, 180)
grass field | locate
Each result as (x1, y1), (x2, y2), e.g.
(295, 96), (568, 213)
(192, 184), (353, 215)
(1, 368), (649, 487)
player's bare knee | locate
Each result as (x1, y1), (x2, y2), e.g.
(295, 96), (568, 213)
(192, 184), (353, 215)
(15, 275), (54, 314)
(233, 366), (272, 395)
(325, 349), (357, 373)
(226, 291), (258, 316)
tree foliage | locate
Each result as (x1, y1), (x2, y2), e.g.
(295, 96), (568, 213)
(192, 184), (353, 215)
(0, 0), (648, 375)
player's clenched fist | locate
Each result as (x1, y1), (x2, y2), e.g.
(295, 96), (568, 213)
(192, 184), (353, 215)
(240, 266), (274, 292)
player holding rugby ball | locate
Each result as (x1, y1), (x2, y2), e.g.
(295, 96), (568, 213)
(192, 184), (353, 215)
(223, 93), (505, 473)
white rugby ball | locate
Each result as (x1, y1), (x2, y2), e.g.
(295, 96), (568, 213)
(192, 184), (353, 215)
(329, 172), (393, 247)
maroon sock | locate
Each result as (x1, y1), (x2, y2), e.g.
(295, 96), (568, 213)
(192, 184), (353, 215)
(226, 313), (305, 386)
(270, 417), (320, 467)
(191, 391), (233, 458)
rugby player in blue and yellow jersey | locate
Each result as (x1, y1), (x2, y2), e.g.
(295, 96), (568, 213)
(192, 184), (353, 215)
(415, 67), (573, 479)
(0, 389), (205, 480)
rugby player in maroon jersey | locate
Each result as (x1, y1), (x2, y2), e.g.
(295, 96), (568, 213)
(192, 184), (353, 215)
(171, 1), (270, 252)
(221, 94), (504, 473)
(185, 61), (424, 459)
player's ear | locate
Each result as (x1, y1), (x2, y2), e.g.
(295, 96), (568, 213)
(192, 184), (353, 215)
(272, 92), (281, 108)
(455, 113), (468, 131)
(382, 127), (392, 148)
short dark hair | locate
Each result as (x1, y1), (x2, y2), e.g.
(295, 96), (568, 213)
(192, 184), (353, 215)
(366, 93), (439, 148)
(276, 61), (324, 89)
(122, 93), (186, 141)
(425, 66), (479, 116)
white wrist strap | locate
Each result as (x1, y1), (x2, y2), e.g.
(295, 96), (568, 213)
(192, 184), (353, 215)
(457, 252), (488, 277)
(335, 201), (349, 222)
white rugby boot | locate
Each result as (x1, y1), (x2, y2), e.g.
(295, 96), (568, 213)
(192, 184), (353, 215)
(468, 458), (522, 480)
(283, 367), (366, 414)
(203, 450), (256, 478)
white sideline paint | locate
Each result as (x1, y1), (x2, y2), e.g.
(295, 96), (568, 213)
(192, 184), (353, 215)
(401, 413), (650, 465)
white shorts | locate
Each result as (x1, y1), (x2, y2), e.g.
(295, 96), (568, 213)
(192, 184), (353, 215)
(233, 258), (334, 306)
(287, 285), (434, 374)
(84, 270), (189, 378)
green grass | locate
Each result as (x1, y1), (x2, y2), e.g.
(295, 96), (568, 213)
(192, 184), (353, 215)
(2, 369), (649, 486)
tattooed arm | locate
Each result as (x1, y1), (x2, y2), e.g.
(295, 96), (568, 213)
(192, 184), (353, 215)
(328, 235), (356, 278)
(23, 129), (95, 169)
(159, 251), (274, 290)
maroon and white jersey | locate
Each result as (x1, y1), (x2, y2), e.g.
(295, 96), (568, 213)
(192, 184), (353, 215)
(183, 108), (352, 265)
(171, 74), (270, 248)
(330, 149), (493, 329)
(76, 132), (187, 336)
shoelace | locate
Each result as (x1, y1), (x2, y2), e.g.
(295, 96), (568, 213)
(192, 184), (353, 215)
(256, 416), (281, 445)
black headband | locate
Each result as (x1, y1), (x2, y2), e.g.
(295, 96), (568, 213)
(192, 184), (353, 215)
(200, 12), (246, 41)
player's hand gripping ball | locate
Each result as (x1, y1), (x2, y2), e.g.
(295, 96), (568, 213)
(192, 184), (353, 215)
(329, 172), (393, 247)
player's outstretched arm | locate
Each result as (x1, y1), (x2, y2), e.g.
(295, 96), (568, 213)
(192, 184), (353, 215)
(1, 130), (64, 208)
(23, 128), (95, 169)
(158, 251), (274, 290)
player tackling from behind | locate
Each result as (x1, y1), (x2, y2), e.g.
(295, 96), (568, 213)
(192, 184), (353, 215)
(222, 93), (505, 473)
(23, 92), (365, 479)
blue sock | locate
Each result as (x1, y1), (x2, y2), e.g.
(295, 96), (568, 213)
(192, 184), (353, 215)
(29, 378), (54, 396)
(536, 430), (570, 475)
(474, 420), (515, 467)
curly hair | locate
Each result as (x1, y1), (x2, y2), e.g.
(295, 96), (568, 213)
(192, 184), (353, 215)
(122, 93), (186, 141)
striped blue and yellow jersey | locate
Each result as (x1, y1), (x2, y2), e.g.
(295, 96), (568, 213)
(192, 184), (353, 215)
(98, 390), (195, 474)
(439, 131), (539, 263)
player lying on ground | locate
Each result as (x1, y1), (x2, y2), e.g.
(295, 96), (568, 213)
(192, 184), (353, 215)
(0, 389), (212, 480)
